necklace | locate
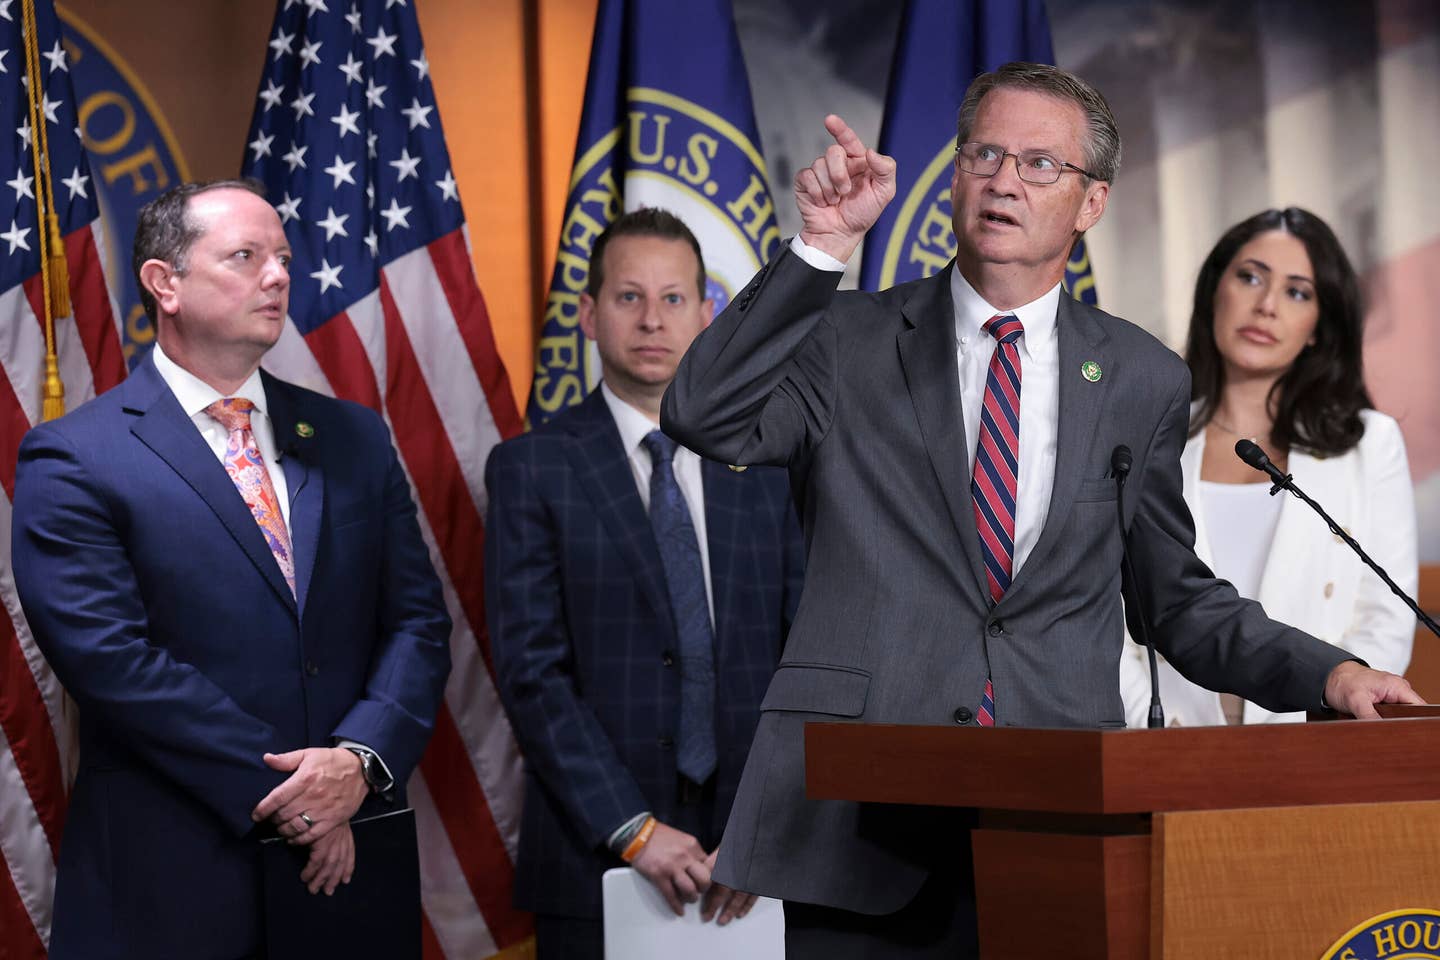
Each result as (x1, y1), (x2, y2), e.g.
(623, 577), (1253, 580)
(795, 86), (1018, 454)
(1208, 416), (1270, 440)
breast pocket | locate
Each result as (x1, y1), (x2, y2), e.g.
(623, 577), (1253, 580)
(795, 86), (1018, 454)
(1074, 478), (1118, 503)
(760, 662), (870, 717)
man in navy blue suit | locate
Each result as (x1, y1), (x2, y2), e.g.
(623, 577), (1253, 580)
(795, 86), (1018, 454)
(11, 180), (451, 960)
(485, 209), (804, 960)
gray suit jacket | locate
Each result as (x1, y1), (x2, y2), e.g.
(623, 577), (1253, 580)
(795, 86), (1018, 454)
(660, 247), (1351, 915)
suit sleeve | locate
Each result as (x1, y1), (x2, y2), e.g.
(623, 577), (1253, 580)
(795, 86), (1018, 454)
(662, 246), (842, 468)
(330, 417), (452, 785)
(1334, 414), (1417, 675)
(484, 442), (648, 848)
(1123, 373), (1352, 713)
(11, 425), (287, 837)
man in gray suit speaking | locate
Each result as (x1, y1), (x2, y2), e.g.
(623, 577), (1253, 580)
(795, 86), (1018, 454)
(661, 62), (1421, 958)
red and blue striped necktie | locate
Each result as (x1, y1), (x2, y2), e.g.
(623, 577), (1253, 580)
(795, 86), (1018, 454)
(971, 315), (1023, 726)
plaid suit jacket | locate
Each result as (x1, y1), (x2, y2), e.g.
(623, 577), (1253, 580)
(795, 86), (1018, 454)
(484, 388), (804, 918)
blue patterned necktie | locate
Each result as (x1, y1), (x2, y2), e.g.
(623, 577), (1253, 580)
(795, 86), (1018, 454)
(972, 315), (1024, 726)
(642, 430), (717, 783)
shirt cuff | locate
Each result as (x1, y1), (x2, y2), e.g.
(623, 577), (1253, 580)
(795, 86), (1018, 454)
(789, 235), (848, 272)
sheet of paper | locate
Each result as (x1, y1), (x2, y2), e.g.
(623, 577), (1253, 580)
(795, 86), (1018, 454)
(601, 867), (784, 959)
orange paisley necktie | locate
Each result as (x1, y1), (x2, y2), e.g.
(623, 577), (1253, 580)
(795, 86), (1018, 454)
(204, 398), (296, 596)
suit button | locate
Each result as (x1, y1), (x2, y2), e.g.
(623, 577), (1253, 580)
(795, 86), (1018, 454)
(662, 651), (675, 667)
(987, 621), (1004, 637)
(954, 707), (973, 724)
(658, 736), (674, 748)
(304, 660), (319, 677)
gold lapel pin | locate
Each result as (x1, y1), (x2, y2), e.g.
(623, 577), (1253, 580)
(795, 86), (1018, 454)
(295, 421), (315, 438)
(1080, 360), (1102, 383)
(728, 464), (748, 473)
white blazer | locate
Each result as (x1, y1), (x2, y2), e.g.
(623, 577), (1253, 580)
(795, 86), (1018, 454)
(1121, 408), (1417, 726)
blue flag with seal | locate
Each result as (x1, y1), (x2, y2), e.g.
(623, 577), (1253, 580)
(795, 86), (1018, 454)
(860, 0), (1099, 304)
(529, 0), (778, 425)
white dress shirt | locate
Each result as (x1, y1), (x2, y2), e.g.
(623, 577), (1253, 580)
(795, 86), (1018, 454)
(601, 383), (715, 626)
(151, 342), (291, 532)
(791, 236), (1061, 575)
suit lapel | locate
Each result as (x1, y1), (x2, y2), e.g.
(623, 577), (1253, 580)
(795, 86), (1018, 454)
(1008, 292), (1111, 600)
(564, 391), (674, 628)
(125, 359), (297, 613)
(895, 267), (990, 599)
(265, 372), (322, 615)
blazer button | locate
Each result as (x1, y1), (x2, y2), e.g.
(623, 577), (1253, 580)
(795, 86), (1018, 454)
(304, 660), (319, 677)
(662, 651), (676, 667)
(987, 621), (1004, 637)
(953, 707), (973, 724)
(658, 735), (674, 748)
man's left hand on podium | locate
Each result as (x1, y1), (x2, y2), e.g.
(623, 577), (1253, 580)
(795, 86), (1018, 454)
(1323, 660), (1425, 718)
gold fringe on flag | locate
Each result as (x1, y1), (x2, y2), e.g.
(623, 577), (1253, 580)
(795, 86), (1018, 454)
(22, 0), (69, 421)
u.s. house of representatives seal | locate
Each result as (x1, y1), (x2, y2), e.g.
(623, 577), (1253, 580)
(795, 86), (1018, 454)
(1322, 909), (1440, 960)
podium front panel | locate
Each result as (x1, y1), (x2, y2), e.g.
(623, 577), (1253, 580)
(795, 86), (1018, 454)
(1152, 800), (1440, 960)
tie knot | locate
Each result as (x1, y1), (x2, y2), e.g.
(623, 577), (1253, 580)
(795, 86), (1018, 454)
(985, 315), (1024, 345)
(642, 430), (678, 466)
(204, 398), (256, 432)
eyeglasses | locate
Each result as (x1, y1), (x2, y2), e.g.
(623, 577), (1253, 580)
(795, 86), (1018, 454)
(955, 141), (1101, 185)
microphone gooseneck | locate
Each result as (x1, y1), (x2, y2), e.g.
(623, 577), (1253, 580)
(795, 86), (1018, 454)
(1112, 444), (1165, 728)
(1234, 439), (1439, 640)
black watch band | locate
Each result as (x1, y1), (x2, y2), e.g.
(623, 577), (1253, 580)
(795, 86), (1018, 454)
(345, 746), (383, 792)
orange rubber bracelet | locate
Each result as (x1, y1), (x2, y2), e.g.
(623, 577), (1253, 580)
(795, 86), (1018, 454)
(620, 816), (657, 863)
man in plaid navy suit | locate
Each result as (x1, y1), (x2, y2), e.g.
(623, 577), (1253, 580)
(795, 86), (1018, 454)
(485, 209), (805, 960)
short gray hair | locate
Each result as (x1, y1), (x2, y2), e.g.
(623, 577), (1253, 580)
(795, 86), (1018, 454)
(132, 178), (269, 321)
(956, 61), (1121, 184)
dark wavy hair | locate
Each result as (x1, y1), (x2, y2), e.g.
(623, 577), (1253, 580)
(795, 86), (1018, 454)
(1185, 207), (1371, 456)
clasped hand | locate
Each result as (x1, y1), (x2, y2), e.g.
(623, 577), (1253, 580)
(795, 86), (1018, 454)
(251, 747), (369, 895)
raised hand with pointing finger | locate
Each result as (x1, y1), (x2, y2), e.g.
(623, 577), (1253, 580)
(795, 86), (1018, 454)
(794, 114), (897, 264)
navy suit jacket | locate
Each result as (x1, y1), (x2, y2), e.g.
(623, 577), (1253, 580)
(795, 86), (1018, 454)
(484, 389), (803, 919)
(11, 356), (451, 960)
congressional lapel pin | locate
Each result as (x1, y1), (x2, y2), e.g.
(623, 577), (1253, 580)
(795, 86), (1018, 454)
(295, 421), (315, 438)
(728, 464), (748, 473)
(1080, 360), (1102, 383)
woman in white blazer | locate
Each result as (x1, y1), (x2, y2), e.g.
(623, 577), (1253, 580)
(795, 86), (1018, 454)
(1121, 208), (1417, 727)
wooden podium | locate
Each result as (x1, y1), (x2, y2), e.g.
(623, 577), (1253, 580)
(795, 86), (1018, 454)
(804, 706), (1440, 959)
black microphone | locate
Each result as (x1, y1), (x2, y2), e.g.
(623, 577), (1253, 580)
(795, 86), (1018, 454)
(1112, 445), (1165, 728)
(1234, 438), (1291, 493)
(1234, 439), (1440, 640)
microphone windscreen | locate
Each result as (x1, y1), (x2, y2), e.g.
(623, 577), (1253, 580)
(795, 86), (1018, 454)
(1234, 438), (1270, 471)
(1110, 444), (1133, 476)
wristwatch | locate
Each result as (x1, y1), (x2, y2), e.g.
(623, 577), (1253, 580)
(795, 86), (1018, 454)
(344, 746), (393, 794)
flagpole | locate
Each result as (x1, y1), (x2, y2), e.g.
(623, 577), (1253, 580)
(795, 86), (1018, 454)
(22, 0), (69, 422)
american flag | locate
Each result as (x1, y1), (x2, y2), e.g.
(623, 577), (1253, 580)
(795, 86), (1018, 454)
(242, 1), (529, 956)
(0, 0), (123, 954)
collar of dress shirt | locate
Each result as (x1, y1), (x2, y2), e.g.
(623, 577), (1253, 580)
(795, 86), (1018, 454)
(151, 341), (271, 423)
(949, 266), (1062, 363)
(600, 381), (669, 460)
